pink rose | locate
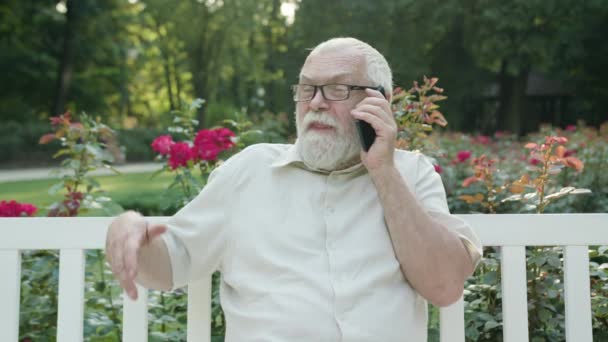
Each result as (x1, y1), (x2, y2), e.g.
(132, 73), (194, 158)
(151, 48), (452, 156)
(456, 150), (472, 163)
(151, 135), (175, 155)
(565, 124), (576, 132)
(433, 164), (443, 174)
(168, 142), (194, 169)
(529, 158), (541, 166)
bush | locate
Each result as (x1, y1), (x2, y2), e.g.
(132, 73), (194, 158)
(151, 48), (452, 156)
(116, 128), (166, 163)
(0, 120), (60, 167)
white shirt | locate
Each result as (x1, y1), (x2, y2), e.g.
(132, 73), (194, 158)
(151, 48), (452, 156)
(162, 143), (482, 342)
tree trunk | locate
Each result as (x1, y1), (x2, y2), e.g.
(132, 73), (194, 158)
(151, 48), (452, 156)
(153, 19), (176, 111)
(53, 0), (78, 116)
(173, 56), (182, 108)
(263, 0), (281, 112)
(497, 61), (530, 136)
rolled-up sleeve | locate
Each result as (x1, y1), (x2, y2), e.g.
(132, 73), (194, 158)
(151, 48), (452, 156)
(161, 167), (231, 289)
(414, 154), (483, 268)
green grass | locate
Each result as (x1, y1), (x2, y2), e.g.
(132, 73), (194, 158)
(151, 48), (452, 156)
(0, 171), (177, 215)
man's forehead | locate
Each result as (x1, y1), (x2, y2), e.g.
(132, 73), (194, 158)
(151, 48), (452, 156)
(299, 49), (366, 84)
(299, 71), (355, 84)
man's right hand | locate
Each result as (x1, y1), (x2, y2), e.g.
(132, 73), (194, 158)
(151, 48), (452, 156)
(105, 211), (168, 300)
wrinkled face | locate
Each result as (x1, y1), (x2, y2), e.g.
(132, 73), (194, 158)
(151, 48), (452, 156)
(295, 47), (369, 170)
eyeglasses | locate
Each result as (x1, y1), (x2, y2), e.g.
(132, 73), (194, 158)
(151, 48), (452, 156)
(291, 83), (383, 102)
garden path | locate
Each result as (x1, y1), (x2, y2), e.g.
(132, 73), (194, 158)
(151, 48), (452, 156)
(0, 162), (161, 183)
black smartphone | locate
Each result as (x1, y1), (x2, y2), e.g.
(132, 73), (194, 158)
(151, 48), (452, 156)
(355, 85), (386, 151)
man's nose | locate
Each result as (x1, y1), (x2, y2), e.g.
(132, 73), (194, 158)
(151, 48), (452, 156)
(309, 87), (329, 111)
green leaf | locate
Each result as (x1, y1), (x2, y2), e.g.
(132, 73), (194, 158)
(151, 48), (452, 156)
(102, 163), (121, 175)
(483, 320), (501, 331)
(85, 144), (104, 159)
(52, 148), (72, 159)
(48, 181), (65, 195)
(189, 98), (205, 110)
(101, 202), (124, 216)
(85, 177), (101, 188)
(571, 188), (592, 195)
(547, 255), (561, 268)
(68, 159), (81, 170)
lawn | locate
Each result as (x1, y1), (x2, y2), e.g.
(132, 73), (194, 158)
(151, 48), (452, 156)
(1, 171), (177, 216)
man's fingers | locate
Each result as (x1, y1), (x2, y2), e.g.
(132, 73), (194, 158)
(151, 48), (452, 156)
(123, 278), (139, 300)
(124, 236), (142, 279)
(354, 104), (395, 126)
(146, 223), (168, 241)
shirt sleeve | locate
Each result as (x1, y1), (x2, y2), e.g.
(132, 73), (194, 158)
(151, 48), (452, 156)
(414, 154), (483, 269)
(161, 166), (232, 289)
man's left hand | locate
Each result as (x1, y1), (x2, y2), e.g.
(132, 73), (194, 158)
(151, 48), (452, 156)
(350, 88), (397, 173)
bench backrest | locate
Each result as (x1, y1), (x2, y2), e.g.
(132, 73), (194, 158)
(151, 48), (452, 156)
(1, 214), (606, 341)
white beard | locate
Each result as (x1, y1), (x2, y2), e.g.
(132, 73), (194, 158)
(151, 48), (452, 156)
(295, 111), (361, 171)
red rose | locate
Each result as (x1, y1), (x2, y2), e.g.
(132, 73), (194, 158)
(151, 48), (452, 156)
(193, 128), (236, 162)
(474, 135), (491, 145)
(151, 135), (175, 155)
(168, 142), (194, 169)
(456, 150), (472, 163)
(433, 164), (443, 174)
(194, 129), (217, 146)
(0, 200), (38, 217)
(193, 143), (221, 161)
(214, 128), (236, 150)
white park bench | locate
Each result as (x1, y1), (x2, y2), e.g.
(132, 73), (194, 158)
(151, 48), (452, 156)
(1, 214), (606, 341)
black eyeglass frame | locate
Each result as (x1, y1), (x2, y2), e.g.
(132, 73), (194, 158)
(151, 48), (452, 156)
(291, 83), (385, 102)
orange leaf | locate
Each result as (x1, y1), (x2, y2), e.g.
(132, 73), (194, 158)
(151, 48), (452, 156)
(563, 157), (584, 172)
(555, 145), (566, 158)
(510, 183), (525, 194)
(463, 176), (480, 187)
(459, 194), (484, 204)
(429, 110), (448, 127)
(39, 133), (56, 145)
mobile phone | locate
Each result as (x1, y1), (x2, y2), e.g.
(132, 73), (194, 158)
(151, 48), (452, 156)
(355, 85), (386, 151)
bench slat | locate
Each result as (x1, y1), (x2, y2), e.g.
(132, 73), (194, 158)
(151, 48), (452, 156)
(461, 214), (608, 246)
(564, 245), (593, 341)
(187, 278), (212, 342)
(57, 249), (85, 342)
(440, 296), (465, 342)
(501, 246), (529, 342)
(123, 285), (148, 341)
(0, 250), (21, 342)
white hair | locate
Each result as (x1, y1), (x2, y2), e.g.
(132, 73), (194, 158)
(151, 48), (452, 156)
(307, 37), (393, 97)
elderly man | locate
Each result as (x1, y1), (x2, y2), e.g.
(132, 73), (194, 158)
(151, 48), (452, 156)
(106, 37), (482, 341)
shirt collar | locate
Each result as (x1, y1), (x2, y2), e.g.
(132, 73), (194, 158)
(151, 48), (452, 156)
(270, 142), (366, 175)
